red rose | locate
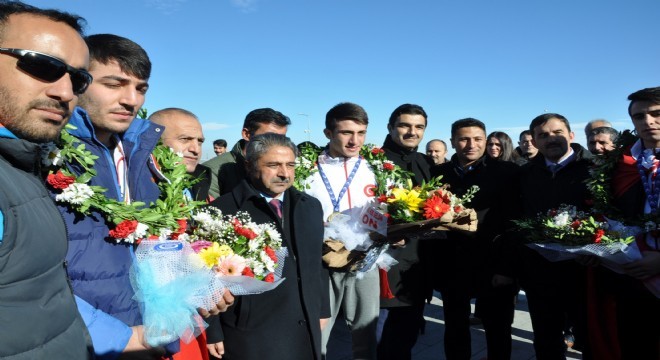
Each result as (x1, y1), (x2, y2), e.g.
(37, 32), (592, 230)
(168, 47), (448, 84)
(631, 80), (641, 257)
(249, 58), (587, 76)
(377, 194), (388, 203)
(570, 220), (581, 230)
(593, 229), (605, 243)
(233, 222), (257, 240)
(264, 246), (278, 262)
(171, 219), (188, 240)
(242, 267), (255, 277)
(109, 220), (138, 239)
(371, 148), (381, 155)
(264, 273), (275, 283)
(383, 162), (395, 171)
(47, 170), (75, 190)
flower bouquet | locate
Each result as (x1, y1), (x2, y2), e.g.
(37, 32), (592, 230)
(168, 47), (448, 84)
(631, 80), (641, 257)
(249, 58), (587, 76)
(513, 204), (639, 265)
(369, 178), (479, 239)
(186, 208), (288, 295)
(131, 240), (225, 346)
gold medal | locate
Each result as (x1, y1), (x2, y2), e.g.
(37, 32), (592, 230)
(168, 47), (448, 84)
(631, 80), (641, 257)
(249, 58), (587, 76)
(327, 211), (342, 222)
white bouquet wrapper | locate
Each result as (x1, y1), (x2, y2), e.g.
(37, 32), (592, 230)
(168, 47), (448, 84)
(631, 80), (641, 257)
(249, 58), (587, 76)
(221, 247), (288, 296)
(131, 240), (226, 346)
(324, 206), (396, 277)
(527, 241), (660, 298)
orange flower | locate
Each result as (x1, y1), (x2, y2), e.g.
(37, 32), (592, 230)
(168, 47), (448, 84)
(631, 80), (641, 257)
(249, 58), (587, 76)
(423, 195), (451, 220)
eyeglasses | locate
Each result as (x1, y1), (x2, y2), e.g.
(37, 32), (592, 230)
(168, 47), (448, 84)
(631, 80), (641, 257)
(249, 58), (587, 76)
(0, 48), (93, 95)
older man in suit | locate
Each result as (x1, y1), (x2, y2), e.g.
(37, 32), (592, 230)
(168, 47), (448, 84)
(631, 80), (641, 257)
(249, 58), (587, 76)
(205, 133), (330, 359)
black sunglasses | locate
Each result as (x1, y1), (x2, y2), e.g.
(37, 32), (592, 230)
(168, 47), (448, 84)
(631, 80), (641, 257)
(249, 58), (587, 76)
(0, 48), (93, 95)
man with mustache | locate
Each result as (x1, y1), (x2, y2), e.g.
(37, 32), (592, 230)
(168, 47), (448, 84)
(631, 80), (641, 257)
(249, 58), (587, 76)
(377, 103), (436, 360)
(0, 1), (93, 358)
(430, 118), (521, 360)
(57, 34), (232, 359)
(149, 108), (212, 201)
(512, 113), (594, 359)
(206, 133), (330, 360)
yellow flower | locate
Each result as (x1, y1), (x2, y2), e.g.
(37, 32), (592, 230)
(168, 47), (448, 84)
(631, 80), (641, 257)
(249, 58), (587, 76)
(388, 187), (424, 213)
(198, 243), (234, 268)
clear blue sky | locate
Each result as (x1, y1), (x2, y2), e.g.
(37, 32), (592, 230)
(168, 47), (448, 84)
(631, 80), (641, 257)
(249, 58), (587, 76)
(30, 0), (660, 160)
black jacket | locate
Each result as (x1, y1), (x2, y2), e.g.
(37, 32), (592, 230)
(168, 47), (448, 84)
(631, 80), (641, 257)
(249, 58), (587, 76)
(514, 143), (593, 288)
(190, 164), (212, 202)
(205, 180), (330, 360)
(0, 135), (92, 359)
(430, 155), (521, 293)
(381, 135), (436, 307)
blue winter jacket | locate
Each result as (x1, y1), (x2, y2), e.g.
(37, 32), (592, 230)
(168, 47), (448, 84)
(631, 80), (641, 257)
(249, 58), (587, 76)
(59, 107), (166, 358)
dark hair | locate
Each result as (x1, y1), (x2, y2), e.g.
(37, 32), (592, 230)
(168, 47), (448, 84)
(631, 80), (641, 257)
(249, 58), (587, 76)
(588, 126), (619, 143)
(529, 113), (571, 135)
(450, 118), (486, 138)
(246, 133), (297, 164)
(388, 103), (427, 127)
(627, 87), (660, 115)
(325, 102), (369, 131)
(518, 130), (532, 141)
(243, 108), (291, 136)
(0, 1), (86, 42)
(85, 34), (151, 80)
(213, 139), (227, 148)
(487, 131), (519, 162)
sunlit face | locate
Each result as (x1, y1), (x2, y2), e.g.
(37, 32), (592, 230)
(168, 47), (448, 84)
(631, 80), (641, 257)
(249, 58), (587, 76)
(518, 134), (538, 157)
(0, 14), (89, 143)
(451, 126), (486, 167)
(77, 60), (149, 146)
(213, 145), (226, 155)
(388, 114), (426, 150)
(324, 120), (367, 158)
(486, 137), (502, 159)
(532, 118), (574, 163)
(157, 114), (204, 173)
(248, 145), (296, 197)
(630, 101), (660, 149)
(426, 141), (447, 165)
(587, 133), (615, 155)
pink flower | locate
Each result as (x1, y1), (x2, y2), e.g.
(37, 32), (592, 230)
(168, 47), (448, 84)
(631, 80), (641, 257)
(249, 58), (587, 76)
(215, 254), (246, 276)
(190, 240), (213, 253)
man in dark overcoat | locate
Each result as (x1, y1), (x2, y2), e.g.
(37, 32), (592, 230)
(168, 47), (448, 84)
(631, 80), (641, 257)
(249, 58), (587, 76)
(206, 133), (330, 360)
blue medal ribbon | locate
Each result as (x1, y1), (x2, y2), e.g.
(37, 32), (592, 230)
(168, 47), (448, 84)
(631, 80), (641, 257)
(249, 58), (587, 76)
(317, 153), (362, 212)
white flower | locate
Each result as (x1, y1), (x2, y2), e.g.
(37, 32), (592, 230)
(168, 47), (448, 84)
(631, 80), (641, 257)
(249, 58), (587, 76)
(260, 250), (276, 272)
(125, 223), (149, 243)
(40, 143), (63, 167)
(250, 260), (266, 277)
(553, 212), (571, 227)
(55, 183), (94, 204)
(158, 228), (173, 240)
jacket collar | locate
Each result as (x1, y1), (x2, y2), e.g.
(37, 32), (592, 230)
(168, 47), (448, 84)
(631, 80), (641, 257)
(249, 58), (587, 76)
(530, 143), (592, 168)
(382, 134), (418, 155)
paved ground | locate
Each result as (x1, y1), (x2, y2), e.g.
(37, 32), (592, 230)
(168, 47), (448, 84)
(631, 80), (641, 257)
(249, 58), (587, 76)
(326, 291), (583, 360)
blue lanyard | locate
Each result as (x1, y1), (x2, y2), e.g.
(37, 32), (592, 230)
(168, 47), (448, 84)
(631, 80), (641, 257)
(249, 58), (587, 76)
(317, 154), (362, 212)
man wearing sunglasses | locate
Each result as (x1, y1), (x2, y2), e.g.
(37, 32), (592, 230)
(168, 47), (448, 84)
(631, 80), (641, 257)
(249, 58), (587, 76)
(0, 1), (94, 358)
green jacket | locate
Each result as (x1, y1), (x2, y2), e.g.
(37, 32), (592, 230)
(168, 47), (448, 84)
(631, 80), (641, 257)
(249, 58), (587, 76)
(202, 139), (247, 198)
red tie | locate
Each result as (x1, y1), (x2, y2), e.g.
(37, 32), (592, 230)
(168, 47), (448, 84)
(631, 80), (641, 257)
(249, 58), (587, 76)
(269, 199), (282, 219)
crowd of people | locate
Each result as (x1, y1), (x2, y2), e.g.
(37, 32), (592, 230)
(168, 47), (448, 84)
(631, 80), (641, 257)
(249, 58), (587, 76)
(0, 1), (658, 360)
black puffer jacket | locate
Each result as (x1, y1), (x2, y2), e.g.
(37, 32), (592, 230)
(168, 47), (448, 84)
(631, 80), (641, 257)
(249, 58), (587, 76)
(0, 134), (92, 359)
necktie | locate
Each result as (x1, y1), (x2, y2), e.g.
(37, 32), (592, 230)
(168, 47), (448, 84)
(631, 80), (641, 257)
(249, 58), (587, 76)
(269, 199), (283, 219)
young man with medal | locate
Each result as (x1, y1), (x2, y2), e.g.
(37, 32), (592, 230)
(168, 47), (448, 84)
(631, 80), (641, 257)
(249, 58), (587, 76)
(302, 102), (380, 360)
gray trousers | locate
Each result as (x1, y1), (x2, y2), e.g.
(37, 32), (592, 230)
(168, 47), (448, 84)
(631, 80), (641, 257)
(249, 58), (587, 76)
(322, 268), (380, 360)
